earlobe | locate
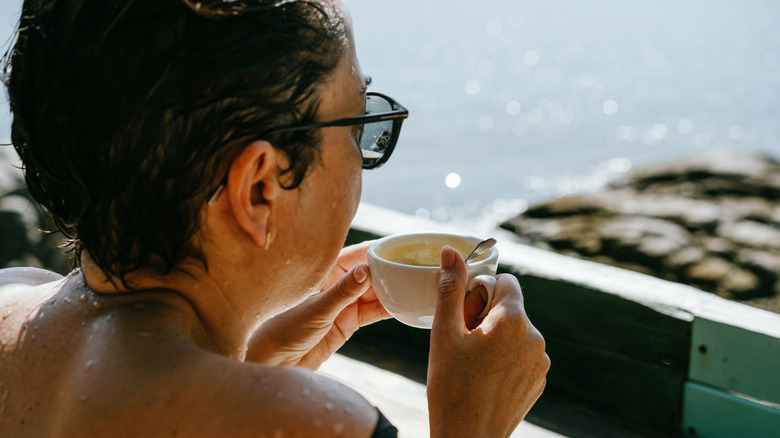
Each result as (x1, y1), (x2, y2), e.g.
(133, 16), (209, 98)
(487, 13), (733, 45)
(225, 140), (280, 248)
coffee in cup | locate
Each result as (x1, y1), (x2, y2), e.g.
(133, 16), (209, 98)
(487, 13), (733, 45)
(367, 233), (498, 329)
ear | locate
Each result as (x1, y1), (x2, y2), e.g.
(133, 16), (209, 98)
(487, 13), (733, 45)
(226, 140), (281, 248)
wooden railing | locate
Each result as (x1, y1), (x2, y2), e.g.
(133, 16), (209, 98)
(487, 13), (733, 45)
(345, 204), (780, 438)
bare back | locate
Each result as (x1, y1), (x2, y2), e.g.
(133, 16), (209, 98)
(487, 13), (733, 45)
(0, 268), (378, 437)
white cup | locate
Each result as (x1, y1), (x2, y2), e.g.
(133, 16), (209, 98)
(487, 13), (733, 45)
(367, 233), (499, 329)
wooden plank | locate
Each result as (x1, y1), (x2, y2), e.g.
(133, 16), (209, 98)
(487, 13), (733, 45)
(510, 272), (692, 370)
(513, 271), (691, 433)
(689, 316), (780, 406)
(683, 382), (780, 438)
(543, 333), (686, 433)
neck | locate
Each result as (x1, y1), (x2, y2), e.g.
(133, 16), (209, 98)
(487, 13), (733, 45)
(79, 252), (254, 359)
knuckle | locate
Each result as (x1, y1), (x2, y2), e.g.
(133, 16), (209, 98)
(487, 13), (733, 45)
(332, 276), (358, 301)
(437, 270), (462, 295)
(541, 353), (551, 373)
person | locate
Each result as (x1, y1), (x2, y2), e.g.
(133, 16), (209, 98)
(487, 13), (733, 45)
(0, 0), (550, 436)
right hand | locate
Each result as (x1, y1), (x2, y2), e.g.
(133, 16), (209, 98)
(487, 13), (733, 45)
(426, 246), (550, 438)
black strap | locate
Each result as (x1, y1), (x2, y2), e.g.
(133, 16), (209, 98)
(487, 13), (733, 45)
(371, 408), (399, 438)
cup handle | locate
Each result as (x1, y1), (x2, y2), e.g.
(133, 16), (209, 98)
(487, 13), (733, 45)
(468, 274), (497, 320)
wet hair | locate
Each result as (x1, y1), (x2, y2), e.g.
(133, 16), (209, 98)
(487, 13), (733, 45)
(2, 0), (345, 284)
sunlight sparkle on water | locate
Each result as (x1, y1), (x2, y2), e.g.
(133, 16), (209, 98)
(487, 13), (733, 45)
(465, 80), (480, 95)
(602, 100), (619, 115)
(677, 119), (694, 135)
(445, 172), (461, 188)
(479, 116), (495, 130)
(506, 100), (522, 115)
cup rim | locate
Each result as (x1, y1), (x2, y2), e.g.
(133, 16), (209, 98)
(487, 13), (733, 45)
(367, 232), (498, 269)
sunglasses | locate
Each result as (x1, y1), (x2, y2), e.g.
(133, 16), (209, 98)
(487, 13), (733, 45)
(208, 92), (408, 204)
(270, 92), (408, 170)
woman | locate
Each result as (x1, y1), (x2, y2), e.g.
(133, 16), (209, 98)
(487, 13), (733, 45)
(0, 0), (549, 436)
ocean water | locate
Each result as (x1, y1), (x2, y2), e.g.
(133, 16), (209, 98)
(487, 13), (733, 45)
(1, 1), (779, 230)
(348, 0), (780, 229)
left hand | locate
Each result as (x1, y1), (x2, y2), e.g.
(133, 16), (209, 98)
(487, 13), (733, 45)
(245, 241), (391, 369)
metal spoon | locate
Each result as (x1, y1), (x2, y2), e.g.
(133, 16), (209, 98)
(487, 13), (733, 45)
(464, 238), (497, 264)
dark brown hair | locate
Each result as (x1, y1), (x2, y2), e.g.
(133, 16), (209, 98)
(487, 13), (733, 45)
(3, 0), (345, 284)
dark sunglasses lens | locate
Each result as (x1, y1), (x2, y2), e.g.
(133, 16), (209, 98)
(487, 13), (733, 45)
(360, 120), (393, 168)
(360, 95), (395, 168)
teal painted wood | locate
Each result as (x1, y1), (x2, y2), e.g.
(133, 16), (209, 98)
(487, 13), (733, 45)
(543, 333), (686, 432)
(514, 272), (690, 433)
(683, 382), (780, 438)
(511, 270), (692, 368)
(689, 317), (780, 406)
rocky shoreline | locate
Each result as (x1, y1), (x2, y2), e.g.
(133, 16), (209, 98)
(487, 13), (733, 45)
(501, 148), (780, 314)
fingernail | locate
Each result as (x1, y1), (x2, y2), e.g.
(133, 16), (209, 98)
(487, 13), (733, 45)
(441, 246), (455, 268)
(353, 264), (369, 284)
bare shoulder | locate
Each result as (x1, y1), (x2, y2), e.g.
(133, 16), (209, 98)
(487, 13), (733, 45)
(55, 305), (380, 438)
(0, 267), (64, 293)
(186, 356), (382, 437)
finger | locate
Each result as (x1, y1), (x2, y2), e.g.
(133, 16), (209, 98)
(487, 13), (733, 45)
(432, 246), (468, 333)
(490, 274), (526, 313)
(316, 263), (372, 319)
(336, 241), (372, 269)
(357, 299), (392, 326)
(463, 284), (488, 327)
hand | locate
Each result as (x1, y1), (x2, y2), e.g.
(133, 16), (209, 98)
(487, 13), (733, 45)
(427, 246), (550, 438)
(245, 242), (391, 370)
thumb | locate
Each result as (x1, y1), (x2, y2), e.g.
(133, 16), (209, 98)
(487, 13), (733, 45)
(433, 246), (468, 333)
(315, 263), (372, 318)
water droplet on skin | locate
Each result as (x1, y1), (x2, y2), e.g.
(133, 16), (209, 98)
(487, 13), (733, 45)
(79, 294), (88, 303)
(63, 297), (71, 304)
(84, 359), (99, 371)
(313, 418), (323, 428)
(2, 310), (11, 320)
(302, 388), (311, 397)
(332, 422), (345, 436)
(92, 301), (102, 310)
(325, 401), (334, 411)
(344, 406), (353, 416)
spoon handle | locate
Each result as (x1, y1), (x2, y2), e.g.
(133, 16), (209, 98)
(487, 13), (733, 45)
(464, 238), (497, 263)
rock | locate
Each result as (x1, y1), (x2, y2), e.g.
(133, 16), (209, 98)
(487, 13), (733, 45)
(685, 257), (735, 285)
(501, 148), (780, 313)
(717, 220), (780, 249)
(722, 269), (762, 299)
(0, 153), (71, 274)
(667, 246), (706, 270)
(0, 210), (32, 266)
